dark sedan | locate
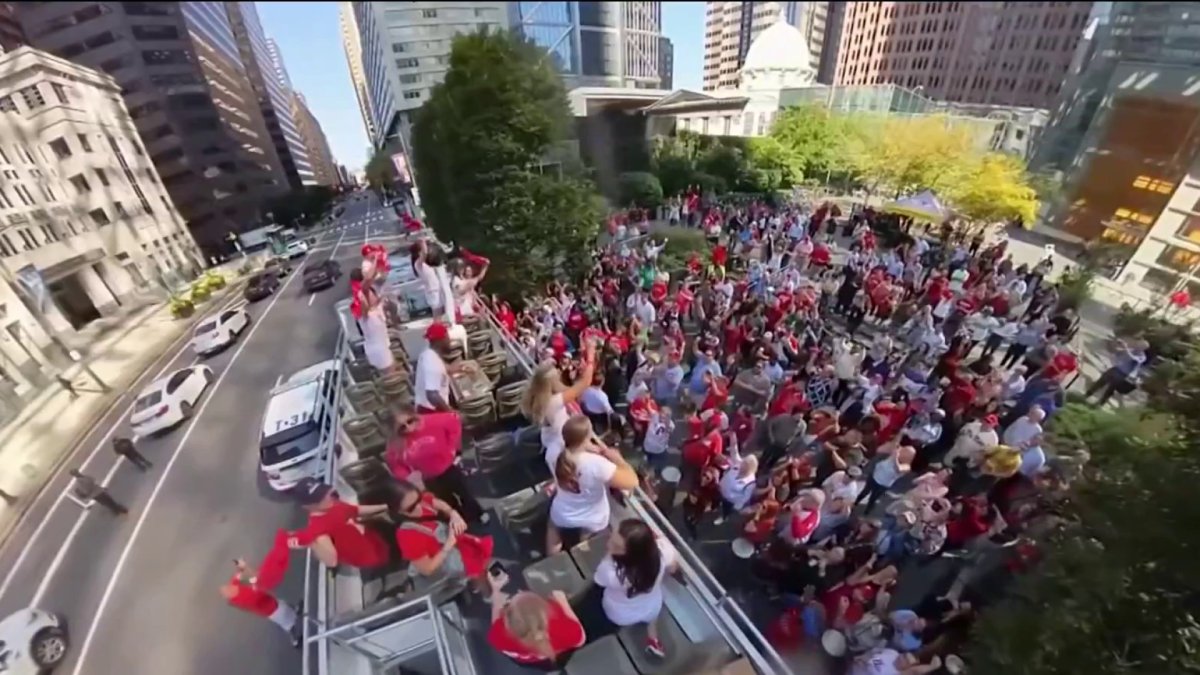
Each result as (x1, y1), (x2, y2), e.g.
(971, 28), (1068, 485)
(302, 260), (341, 292)
(243, 273), (280, 302)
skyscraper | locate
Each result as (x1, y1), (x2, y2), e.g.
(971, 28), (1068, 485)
(339, 2), (376, 144)
(18, 1), (287, 255)
(292, 92), (338, 187)
(351, 2), (508, 149)
(702, 2), (832, 91)
(226, 2), (315, 189)
(832, 2), (1095, 109)
(511, 2), (671, 89)
(265, 38), (292, 92)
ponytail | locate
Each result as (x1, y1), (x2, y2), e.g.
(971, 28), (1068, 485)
(555, 415), (594, 495)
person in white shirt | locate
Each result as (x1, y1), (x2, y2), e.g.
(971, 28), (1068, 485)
(521, 342), (598, 468)
(1001, 365), (1028, 402)
(1002, 405), (1045, 448)
(717, 445), (765, 523)
(414, 322), (455, 412)
(580, 377), (617, 433)
(548, 416), (639, 555)
(594, 518), (680, 659)
(944, 415), (1000, 466)
(980, 318), (1021, 360)
(642, 408), (674, 471)
(450, 258), (488, 317)
(963, 308), (999, 354)
(414, 243), (446, 314)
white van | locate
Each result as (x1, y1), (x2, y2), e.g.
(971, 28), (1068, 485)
(259, 360), (339, 491)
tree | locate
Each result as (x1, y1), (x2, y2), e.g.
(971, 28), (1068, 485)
(966, 403), (1200, 675)
(364, 144), (398, 192)
(768, 104), (848, 179)
(943, 153), (1039, 230)
(617, 171), (664, 209)
(745, 136), (803, 192)
(410, 29), (601, 299)
(847, 116), (974, 198)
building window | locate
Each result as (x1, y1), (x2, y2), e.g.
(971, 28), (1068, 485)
(422, 9), (438, 18)
(130, 24), (180, 40)
(396, 57), (419, 68)
(391, 43), (407, 53)
(48, 138), (71, 159)
(1113, 208), (1154, 226)
(77, 134), (93, 152)
(95, 168), (110, 187)
(18, 86), (45, 110)
(114, 201), (128, 218)
(40, 225), (56, 244)
(0, 188), (10, 209)
(89, 208), (110, 226)
(398, 74), (420, 84)
(50, 83), (70, 105)
(70, 175), (91, 193)
(403, 90), (421, 100)
(12, 186), (31, 206)
(1132, 175), (1174, 195)
(0, 96), (16, 113)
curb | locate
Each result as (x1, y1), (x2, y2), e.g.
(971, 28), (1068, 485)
(0, 279), (249, 549)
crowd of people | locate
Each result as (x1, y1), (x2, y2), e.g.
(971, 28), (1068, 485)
(225, 190), (1127, 674)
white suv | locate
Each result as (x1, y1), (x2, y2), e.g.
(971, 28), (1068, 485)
(0, 608), (68, 673)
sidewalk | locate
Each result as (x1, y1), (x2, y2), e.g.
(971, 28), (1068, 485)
(0, 279), (245, 543)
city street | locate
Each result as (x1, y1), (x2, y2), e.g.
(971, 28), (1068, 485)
(0, 194), (397, 674)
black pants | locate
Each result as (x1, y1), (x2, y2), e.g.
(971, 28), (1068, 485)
(424, 464), (483, 523)
(761, 443), (789, 473)
(93, 491), (128, 515)
(117, 449), (152, 471)
(1000, 343), (1028, 368)
(855, 475), (889, 512)
(979, 335), (1004, 360)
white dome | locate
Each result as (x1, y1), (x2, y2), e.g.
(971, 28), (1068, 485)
(742, 20), (814, 76)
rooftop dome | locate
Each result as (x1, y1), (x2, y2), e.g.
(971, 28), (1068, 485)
(741, 19), (814, 77)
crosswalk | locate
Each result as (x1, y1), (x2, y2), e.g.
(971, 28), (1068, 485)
(333, 212), (392, 232)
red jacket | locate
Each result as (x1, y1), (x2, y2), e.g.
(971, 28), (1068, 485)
(386, 412), (463, 480)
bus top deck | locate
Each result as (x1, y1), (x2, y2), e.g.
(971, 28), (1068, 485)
(300, 232), (793, 675)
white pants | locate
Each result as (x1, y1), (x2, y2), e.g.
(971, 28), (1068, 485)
(268, 601), (297, 635)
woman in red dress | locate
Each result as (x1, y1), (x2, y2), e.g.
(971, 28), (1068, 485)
(487, 572), (586, 671)
(389, 480), (494, 593)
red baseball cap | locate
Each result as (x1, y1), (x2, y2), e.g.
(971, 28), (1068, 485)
(983, 414), (999, 427)
(425, 322), (449, 342)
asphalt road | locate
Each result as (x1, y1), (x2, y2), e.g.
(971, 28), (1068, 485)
(0, 193), (401, 674)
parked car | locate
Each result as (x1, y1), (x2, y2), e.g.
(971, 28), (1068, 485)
(0, 608), (68, 674)
(284, 239), (309, 259)
(129, 365), (214, 437)
(191, 309), (250, 356)
(302, 260), (341, 292)
(243, 273), (280, 302)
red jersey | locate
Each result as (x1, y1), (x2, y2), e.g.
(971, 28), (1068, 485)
(1042, 351), (1078, 380)
(650, 280), (668, 305)
(628, 396), (658, 429)
(811, 244), (831, 266)
(227, 574), (279, 617)
(394, 494), (493, 577)
(682, 430), (723, 468)
(386, 411), (463, 480)
(712, 244), (728, 267)
(294, 499), (390, 569)
(488, 603), (584, 664)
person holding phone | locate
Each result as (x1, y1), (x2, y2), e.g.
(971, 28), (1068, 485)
(486, 567), (586, 670)
(219, 558), (301, 647)
(547, 415), (640, 555)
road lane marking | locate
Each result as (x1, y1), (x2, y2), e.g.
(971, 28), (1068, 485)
(68, 252), (308, 675)
(0, 291), (243, 603)
(308, 293), (316, 307)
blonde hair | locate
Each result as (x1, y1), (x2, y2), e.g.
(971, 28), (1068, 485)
(555, 415), (593, 494)
(502, 593), (555, 660)
(520, 362), (565, 426)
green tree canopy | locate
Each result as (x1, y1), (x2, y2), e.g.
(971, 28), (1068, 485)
(410, 29), (602, 299)
(617, 171), (664, 209)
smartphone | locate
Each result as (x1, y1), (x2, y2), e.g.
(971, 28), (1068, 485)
(488, 561), (505, 578)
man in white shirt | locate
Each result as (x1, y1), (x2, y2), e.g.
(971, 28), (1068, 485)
(414, 322), (455, 413)
(1002, 405), (1045, 448)
(944, 414), (1000, 465)
(964, 308), (999, 352)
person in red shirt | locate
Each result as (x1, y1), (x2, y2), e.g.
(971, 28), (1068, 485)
(682, 415), (724, 483)
(649, 278), (668, 306)
(810, 241), (831, 269)
(712, 242), (728, 269)
(1038, 348), (1078, 382)
(388, 406), (483, 523)
(288, 478), (390, 570)
(220, 558), (301, 646)
(943, 374), (978, 420)
(627, 388), (659, 445)
(731, 405), (756, 448)
(770, 373), (807, 416)
(390, 480), (494, 590)
(494, 298), (517, 335)
(701, 376), (730, 412)
(487, 572), (586, 669)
